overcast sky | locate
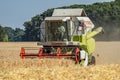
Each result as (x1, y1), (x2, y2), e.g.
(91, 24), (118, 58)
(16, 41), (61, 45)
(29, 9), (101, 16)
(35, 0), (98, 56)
(0, 0), (114, 29)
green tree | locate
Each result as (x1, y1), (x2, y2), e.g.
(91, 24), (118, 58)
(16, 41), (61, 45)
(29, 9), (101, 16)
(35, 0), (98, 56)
(3, 34), (8, 42)
(23, 14), (43, 41)
(23, 21), (33, 41)
(14, 28), (25, 41)
(3, 27), (14, 41)
(0, 25), (4, 41)
(0, 25), (8, 42)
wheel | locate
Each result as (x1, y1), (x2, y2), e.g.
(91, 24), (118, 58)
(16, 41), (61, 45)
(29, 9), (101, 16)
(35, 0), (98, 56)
(89, 56), (96, 65)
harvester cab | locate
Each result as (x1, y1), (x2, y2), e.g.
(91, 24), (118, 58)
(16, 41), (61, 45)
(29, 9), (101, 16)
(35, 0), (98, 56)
(20, 9), (103, 66)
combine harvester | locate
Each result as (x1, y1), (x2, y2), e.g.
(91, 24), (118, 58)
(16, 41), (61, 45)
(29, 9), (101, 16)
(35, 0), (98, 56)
(20, 9), (103, 66)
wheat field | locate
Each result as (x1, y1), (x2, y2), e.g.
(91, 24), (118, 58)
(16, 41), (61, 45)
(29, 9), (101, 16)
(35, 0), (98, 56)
(0, 42), (120, 80)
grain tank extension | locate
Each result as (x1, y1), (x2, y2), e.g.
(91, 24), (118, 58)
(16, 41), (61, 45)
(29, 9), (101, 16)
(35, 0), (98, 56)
(20, 9), (103, 66)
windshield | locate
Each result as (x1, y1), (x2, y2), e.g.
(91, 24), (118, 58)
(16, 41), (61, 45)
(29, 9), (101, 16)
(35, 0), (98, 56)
(46, 21), (71, 41)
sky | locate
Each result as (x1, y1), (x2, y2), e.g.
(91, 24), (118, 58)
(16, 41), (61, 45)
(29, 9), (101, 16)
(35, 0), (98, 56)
(0, 0), (114, 29)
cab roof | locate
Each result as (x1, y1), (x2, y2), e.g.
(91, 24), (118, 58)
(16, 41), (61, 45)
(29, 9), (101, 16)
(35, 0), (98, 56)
(52, 8), (87, 17)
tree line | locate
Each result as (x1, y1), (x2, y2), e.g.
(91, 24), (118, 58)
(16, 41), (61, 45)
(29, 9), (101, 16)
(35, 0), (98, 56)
(0, 25), (24, 42)
(0, 0), (120, 41)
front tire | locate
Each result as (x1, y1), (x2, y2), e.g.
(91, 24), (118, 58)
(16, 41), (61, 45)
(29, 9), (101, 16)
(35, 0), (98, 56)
(89, 56), (96, 65)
